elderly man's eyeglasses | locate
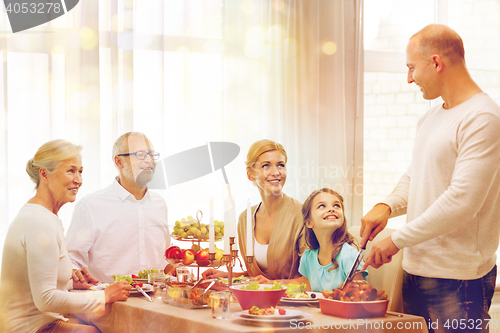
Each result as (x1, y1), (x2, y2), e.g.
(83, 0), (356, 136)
(118, 151), (160, 160)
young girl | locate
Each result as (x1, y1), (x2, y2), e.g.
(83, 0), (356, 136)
(298, 188), (367, 292)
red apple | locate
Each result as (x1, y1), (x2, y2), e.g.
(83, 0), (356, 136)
(182, 249), (196, 265)
(169, 248), (182, 261)
(165, 246), (180, 259)
(196, 249), (210, 266)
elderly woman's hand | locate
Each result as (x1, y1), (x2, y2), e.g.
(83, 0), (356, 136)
(104, 281), (131, 304)
(72, 268), (99, 290)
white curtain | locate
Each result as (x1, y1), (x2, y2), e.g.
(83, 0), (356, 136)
(0, 0), (363, 272)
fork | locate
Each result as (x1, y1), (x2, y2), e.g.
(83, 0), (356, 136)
(135, 285), (154, 302)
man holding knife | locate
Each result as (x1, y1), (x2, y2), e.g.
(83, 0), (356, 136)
(361, 24), (500, 332)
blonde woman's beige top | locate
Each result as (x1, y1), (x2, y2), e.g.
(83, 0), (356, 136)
(237, 194), (307, 280)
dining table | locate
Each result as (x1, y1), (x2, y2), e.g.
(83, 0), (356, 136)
(73, 291), (429, 333)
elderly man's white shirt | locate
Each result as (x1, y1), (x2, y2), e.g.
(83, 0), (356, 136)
(66, 178), (170, 282)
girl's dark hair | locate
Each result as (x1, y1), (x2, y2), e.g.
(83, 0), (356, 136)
(301, 188), (357, 271)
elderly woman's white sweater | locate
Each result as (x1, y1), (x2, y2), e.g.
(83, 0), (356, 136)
(0, 203), (105, 333)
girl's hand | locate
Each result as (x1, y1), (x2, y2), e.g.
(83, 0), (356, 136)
(104, 281), (131, 304)
(202, 269), (228, 280)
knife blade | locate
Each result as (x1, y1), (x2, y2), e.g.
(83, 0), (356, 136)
(340, 244), (366, 290)
(135, 285), (154, 302)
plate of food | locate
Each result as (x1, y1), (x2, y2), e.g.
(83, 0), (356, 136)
(280, 291), (322, 303)
(90, 283), (154, 294)
(233, 307), (313, 324)
(131, 270), (158, 284)
(278, 284), (321, 304)
(240, 307), (303, 320)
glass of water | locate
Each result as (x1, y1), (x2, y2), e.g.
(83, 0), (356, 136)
(176, 267), (191, 283)
(211, 291), (230, 319)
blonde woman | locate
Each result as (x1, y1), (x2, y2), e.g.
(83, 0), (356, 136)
(0, 139), (130, 333)
(203, 139), (306, 282)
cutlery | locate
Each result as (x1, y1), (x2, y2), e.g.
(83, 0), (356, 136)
(202, 280), (216, 294)
(341, 242), (367, 290)
(189, 278), (206, 290)
(135, 285), (153, 302)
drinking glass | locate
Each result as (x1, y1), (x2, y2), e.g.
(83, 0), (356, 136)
(211, 291), (230, 319)
(152, 274), (167, 299)
(176, 267), (191, 283)
(148, 272), (164, 298)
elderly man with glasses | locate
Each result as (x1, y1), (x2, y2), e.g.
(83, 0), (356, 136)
(66, 132), (170, 283)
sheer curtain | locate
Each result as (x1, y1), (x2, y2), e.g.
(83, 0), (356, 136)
(0, 0), (363, 273)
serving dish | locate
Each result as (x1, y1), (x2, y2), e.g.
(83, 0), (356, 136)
(230, 284), (287, 310)
(319, 298), (389, 318)
(162, 283), (213, 309)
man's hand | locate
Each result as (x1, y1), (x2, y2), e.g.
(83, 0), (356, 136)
(360, 204), (391, 248)
(72, 267), (99, 290)
(104, 281), (131, 304)
(201, 269), (228, 280)
(361, 236), (399, 270)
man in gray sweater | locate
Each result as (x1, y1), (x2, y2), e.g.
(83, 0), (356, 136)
(361, 24), (500, 332)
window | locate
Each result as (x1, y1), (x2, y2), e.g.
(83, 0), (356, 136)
(363, 1), (500, 240)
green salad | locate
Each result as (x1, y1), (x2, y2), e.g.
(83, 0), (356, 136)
(240, 281), (284, 290)
(111, 274), (133, 284)
(136, 268), (160, 279)
(284, 283), (306, 297)
(217, 276), (249, 284)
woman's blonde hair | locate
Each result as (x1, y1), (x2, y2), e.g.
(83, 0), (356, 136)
(26, 139), (82, 188)
(302, 188), (357, 271)
(245, 139), (287, 173)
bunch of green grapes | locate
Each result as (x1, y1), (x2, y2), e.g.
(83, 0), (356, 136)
(171, 215), (224, 241)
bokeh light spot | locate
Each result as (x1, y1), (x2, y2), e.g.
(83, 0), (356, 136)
(80, 27), (98, 50)
(322, 41), (337, 55)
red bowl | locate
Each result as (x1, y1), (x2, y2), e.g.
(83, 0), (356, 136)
(319, 298), (389, 318)
(230, 284), (286, 310)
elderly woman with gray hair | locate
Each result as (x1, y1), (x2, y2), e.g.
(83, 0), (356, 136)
(0, 139), (131, 333)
